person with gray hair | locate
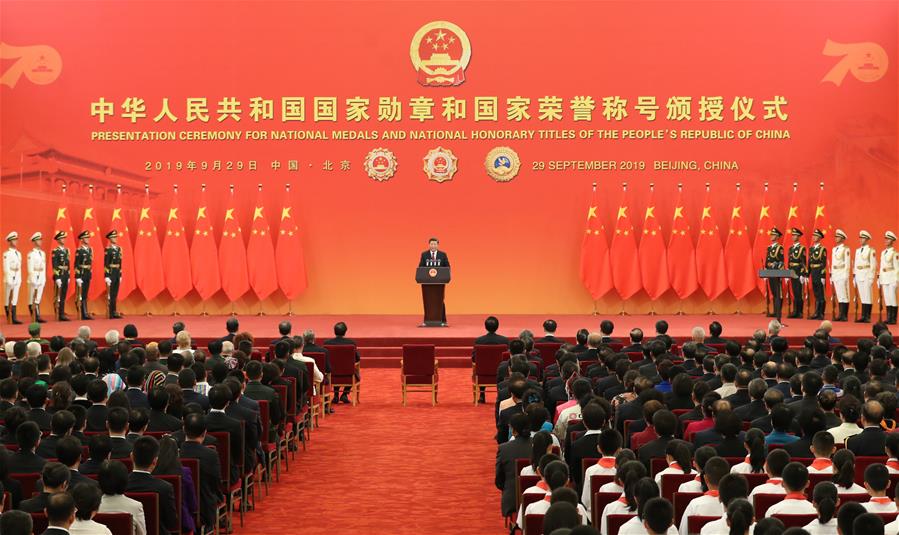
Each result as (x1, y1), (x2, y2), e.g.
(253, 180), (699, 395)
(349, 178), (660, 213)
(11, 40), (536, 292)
(77, 325), (91, 340)
(104, 330), (119, 346)
(25, 340), (41, 358)
(767, 319), (782, 339)
(301, 329), (331, 364)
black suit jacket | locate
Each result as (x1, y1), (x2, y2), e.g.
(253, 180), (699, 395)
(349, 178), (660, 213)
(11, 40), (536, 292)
(85, 405), (109, 432)
(42, 529), (69, 535)
(19, 491), (50, 513)
(125, 388), (150, 409)
(9, 451), (47, 474)
(181, 441), (223, 529)
(496, 403), (524, 444)
(147, 409), (182, 433)
(110, 436), (133, 458)
(419, 249), (450, 267)
(495, 435), (532, 516)
(35, 435), (61, 459)
(79, 459), (104, 475)
(638, 436), (676, 469)
(206, 411), (243, 484)
(225, 403), (259, 470)
(724, 389), (751, 409)
(846, 426), (887, 457)
(127, 471), (178, 534)
(182, 389), (210, 411)
(472, 333), (510, 361)
(244, 381), (283, 435)
(569, 431), (601, 493)
(734, 400), (767, 422)
(27, 408), (52, 431)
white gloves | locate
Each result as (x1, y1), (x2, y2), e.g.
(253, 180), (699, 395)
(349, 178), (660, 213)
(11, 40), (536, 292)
(105, 277), (111, 286)
(55, 279), (62, 288)
(76, 278), (82, 286)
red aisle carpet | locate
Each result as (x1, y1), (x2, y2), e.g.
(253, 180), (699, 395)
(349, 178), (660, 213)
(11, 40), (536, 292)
(233, 368), (502, 535)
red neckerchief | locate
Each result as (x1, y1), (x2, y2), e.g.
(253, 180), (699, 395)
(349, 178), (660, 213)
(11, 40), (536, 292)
(766, 478), (782, 485)
(810, 458), (833, 471)
(617, 494), (628, 505)
(597, 457), (616, 468)
(693, 475), (701, 482)
(704, 490), (719, 497)
(669, 462), (682, 471)
(784, 492), (807, 500)
(870, 497), (892, 504)
(744, 456), (750, 464)
(536, 481), (548, 491)
(544, 494), (552, 502)
(886, 459), (899, 471)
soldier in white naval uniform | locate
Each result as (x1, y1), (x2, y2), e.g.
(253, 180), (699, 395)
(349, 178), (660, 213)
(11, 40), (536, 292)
(854, 230), (877, 323)
(830, 229), (852, 321)
(3, 231), (23, 324)
(27, 232), (47, 323)
(879, 231), (898, 325)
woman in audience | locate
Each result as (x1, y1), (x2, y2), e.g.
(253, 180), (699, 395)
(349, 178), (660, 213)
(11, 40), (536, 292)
(596, 450), (636, 495)
(830, 449), (866, 494)
(54, 347), (76, 369)
(803, 481), (838, 535)
(731, 429), (766, 474)
(618, 477), (676, 534)
(600, 460), (646, 535)
(523, 431), (555, 477)
(714, 411), (747, 457)
(724, 498), (754, 535)
(48, 382), (74, 413)
(654, 441), (694, 486)
(164, 383), (184, 419)
(678, 446), (717, 492)
(153, 436), (198, 534)
(97, 460), (147, 535)
(143, 370), (165, 393)
(752, 517), (785, 535)
(70, 483), (112, 535)
(1, 406), (26, 445)
(519, 453), (562, 522)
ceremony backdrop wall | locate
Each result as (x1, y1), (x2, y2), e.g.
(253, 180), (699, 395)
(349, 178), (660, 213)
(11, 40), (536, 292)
(1, 1), (896, 315)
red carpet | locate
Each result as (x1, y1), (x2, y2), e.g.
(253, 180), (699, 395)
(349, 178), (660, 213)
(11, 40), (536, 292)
(232, 368), (502, 535)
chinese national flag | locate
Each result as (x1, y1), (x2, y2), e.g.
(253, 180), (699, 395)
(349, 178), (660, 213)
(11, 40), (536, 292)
(81, 194), (105, 300)
(578, 186), (613, 300)
(219, 194), (250, 301)
(133, 197), (165, 300)
(275, 189), (308, 299)
(189, 190), (220, 300)
(54, 195), (76, 298)
(161, 193), (192, 300)
(751, 188), (773, 294)
(610, 187), (642, 299)
(724, 188), (755, 299)
(247, 190), (278, 300)
(667, 189), (698, 299)
(814, 184), (834, 296)
(785, 185), (805, 247)
(696, 188), (728, 300)
(638, 187), (669, 300)
(108, 200), (136, 301)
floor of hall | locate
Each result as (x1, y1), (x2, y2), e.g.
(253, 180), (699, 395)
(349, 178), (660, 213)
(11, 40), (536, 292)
(233, 368), (501, 535)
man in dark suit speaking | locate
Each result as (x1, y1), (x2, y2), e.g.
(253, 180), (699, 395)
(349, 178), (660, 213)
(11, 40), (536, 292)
(418, 238), (450, 326)
(419, 237), (450, 268)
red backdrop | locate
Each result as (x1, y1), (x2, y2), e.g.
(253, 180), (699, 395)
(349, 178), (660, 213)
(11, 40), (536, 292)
(1, 1), (896, 315)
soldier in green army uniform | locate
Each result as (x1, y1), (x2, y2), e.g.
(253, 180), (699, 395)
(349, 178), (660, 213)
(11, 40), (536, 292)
(766, 228), (785, 321)
(52, 231), (71, 321)
(788, 227), (808, 318)
(74, 230), (92, 320)
(809, 228), (828, 320)
(104, 229), (122, 319)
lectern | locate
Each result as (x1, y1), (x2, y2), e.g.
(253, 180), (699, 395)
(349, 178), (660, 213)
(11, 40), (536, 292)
(416, 266), (450, 327)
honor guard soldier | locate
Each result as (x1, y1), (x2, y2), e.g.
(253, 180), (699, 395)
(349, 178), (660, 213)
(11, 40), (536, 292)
(27, 232), (47, 323)
(3, 231), (22, 324)
(104, 230), (122, 319)
(74, 230), (93, 320)
(831, 229), (851, 321)
(808, 228), (828, 320)
(854, 230), (877, 323)
(788, 227), (808, 318)
(52, 231), (71, 321)
(766, 227), (785, 320)
(879, 231), (898, 325)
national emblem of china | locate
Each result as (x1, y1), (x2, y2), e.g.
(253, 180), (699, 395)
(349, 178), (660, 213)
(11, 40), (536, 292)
(422, 146), (458, 183)
(409, 21), (471, 86)
(363, 148), (398, 181)
(485, 147), (521, 182)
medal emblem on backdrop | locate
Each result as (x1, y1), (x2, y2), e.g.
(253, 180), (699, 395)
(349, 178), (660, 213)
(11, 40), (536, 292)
(363, 148), (398, 181)
(409, 21), (471, 87)
(484, 147), (521, 182)
(422, 146), (458, 183)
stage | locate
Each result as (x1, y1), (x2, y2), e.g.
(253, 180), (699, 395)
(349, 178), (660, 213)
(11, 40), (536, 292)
(2, 313), (882, 367)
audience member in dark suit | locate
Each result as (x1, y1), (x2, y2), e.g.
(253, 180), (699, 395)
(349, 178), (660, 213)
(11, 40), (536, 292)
(706, 321), (730, 346)
(180, 413), (223, 532)
(847, 400), (889, 456)
(664, 374), (696, 410)
(147, 387), (183, 432)
(614, 377), (659, 432)
(495, 413), (532, 517)
(206, 384), (244, 485)
(85, 379), (109, 432)
(218, 317), (239, 343)
(222, 378), (260, 472)
(106, 407), (133, 459)
(785, 408), (828, 457)
(712, 410), (748, 456)
(598, 320), (620, 345)
(568, 329), (590, 356)
(124, 367), (150, 409)
(204, 339), (226, 371)
(244, 361), (283, 439)
(127, 436), (179, 535)
(496, 339), (540, 383)
(638, 409), (679, 469)
(596, 358), (629, 400)
(55, 436), (97, 488)
(20, 462), (69, 512)
(749, 388), (785, 434)
(472, 316), (510, 403)
(536, 319), (564, 344)
(787, 372), (824, 417)
(179, 368), (210, 411)
(38, 491), (77, 535)
(496, 379), (527, 444)
(620, 328), (645, 354)
(323, 321), (362, 403)
(300, 330), (332, 373)
(567, 404), (604, 494)
(36, 410), (75, 459)
(10, 421), (47, 474)
(733, 379), (769, 422)
(79, 435), (111, 476)
(25, 384), (52, 431)
(723, 370), (752, 408)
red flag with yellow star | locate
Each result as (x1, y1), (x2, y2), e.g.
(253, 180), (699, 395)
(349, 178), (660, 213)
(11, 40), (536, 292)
(813, 183), (833, 296)
(667, 187), (698, 299)
(81, 191), (105, 300)
(696, 186), (728, 300)
(724, 187), (755, 299)
(218, 189), (250, 301)
(53, 190), (76, 298)
(133, 193), (165, 300)
(638, 185), (669, 300)
(275, 186), (308, 299)
(785, 184), (805, 247)
(610, 185), (642, 299)
(751, 186), (774, 294)
(161, 189), (192, 300)
(108, 193), (136, 301)
(247, 187), (278, 300)
(189, 188), (220, 300)
(578, 185), (613, 300)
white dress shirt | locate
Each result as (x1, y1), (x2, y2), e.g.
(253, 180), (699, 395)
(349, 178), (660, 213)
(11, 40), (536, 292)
(699, 517), (757, 535)
(765, 493), (816, 516)
(802, 518), (838, 535)
(748, 478), (786, 500)
(862, 497), (898, 512)
(99, 493), (146, 535)
(827, 422), (863, 444)
(582, 457), (617, 512)
(678, 492), (724, 535)
(292, 352), (324, 383)
(69, 519), (113, 535)
(601, 496), (631, 535)
(619, 515), (678, 534)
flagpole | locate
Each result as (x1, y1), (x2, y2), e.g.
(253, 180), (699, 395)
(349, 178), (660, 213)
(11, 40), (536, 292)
(257, 183), (265, 317)
(143, 184), (152, 317)
(286, 183), (293, 317)
(735, 182), (742, 316)
(675, 183), (685, 316)
(229, 183), (237, 317)
(705, 182), (715, 316)
(200, 183), (209, 317)
(116, 184), (127, 319)
(171, 184), (180, 317)
(619, 181), (627, 317)
(647, 182), (656, 316)
(590, 181), (599, 316)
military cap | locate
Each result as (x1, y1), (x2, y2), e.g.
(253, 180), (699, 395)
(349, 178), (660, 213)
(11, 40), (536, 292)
(769, 227), (783, 238)
(834, 229), (847, 240)
(30, 232), (42, 242)
(790, 227), (803, 237)
(886, 231), (897, 241)
(106, 229), (118, 240)
(859, 230), (871, 240)
(77, 230), (91, 240)
(812, 229), (824, 240)
(5, 231), (17, 241)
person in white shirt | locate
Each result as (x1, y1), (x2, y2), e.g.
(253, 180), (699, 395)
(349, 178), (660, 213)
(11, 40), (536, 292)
(885, 433), (899, 474)
(697, 473), (751, 535)
(517, 452), (561, 526)
(601, 460), (647, 535)
(618, 482), (678, 535)
(291, 338), (324, 384)
(655, 441), (696, 487)
(730, 429), (767, 475)
(765, 462), (816, 517)
(748, 449), (791, 500)
(806, 431), (836, 474)
(861, 463), (899, 513)
(827, 396), (863, 445)
(678, 446), (717, 493)
(678, 457), (729, 535)
(523, 462), (588, 525)
(634, 496), (678, 535)
(97, 460), (147, 535)
(521, 431), (556, 478)
(884, 486), (899, 535)
(803, 481), (839, 535)
(581, 429), (621, 512)
(70, 482), (113, 535)
(714, 365), (738, 398)
(831, 449), (867, 495)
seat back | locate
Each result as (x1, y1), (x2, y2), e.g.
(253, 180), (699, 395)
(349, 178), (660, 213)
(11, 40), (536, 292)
(520, 475), (540, 492)
(674, 492), (702, 524)
(9, 472), (41, 499)
(521, 492), (545, 515)
(855, 456), (888, 485)
(877, 512), (899, 524)
(688, 515), (719, 534)
(607, 514), (635, 534)
(533, 343), (562, 366)
(744, 473), (769, 491)
(127, 491), (160, 535)
(589, 474), (614, 495)
(661, 473), (697, 501)
(650, 457), (670, 477)
(304, 352), (326, 373)
(323, 345), (356, 377)
(402, 345), (437, 376)
(30, 513), (48, 534)
(258, 399), (272, 447)
(473, 345), (507, 381)
(208, 431), (232, 490)
(772, 514), (818, 528)
(524, 513), (544, 535)
(95, 513), (133, 535)
(753, 493), (788, 518)
(807, 472), (833, 496)
(156, 474), (182, 533)
(181, 457), (201, 520)
(591, 492), (621, 527)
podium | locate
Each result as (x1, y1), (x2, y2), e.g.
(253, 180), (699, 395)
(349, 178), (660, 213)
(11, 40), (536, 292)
(416, 266), (450, 327)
